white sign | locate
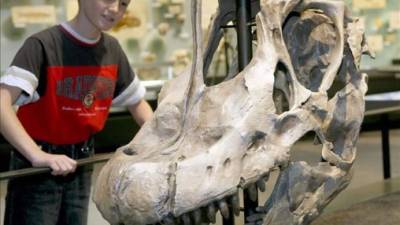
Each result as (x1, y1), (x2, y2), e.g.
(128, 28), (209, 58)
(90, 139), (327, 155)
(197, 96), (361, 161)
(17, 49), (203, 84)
(366, 35), (384, 53)
(389, 11), (400, 30)
(353, 0), (386, 9)
(11, 5), (56, 28)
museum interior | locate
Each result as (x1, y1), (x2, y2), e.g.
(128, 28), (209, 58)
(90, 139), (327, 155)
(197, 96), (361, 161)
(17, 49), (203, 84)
(0, 0), (399, 225)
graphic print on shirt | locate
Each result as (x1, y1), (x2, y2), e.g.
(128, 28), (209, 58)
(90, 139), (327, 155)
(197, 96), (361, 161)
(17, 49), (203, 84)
(56, 74), (115, 108)
(18, 65), (118, 144)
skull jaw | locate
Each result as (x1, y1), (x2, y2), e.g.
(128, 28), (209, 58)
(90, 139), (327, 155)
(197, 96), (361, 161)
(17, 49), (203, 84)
(261, 161), (352, 225)
(94, 130), (294, 224)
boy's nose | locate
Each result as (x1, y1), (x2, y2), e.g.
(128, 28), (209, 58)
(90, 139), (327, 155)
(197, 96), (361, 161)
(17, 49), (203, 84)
(108, 1), (120, 13)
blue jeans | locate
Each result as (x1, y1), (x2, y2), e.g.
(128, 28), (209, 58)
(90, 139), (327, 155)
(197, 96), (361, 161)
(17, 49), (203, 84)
(4, 140), (94, 225)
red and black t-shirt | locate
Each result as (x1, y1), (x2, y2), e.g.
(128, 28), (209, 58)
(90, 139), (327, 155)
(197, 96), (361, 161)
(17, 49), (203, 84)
(0, 23), (145, 144)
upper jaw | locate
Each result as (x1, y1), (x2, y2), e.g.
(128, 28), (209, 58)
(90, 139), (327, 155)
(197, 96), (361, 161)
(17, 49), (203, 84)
(95, 134), (291, 224)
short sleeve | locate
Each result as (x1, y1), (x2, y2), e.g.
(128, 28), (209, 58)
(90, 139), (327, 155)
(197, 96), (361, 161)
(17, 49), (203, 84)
(112, 42), (145, 107)
(0, 37), (44, 105)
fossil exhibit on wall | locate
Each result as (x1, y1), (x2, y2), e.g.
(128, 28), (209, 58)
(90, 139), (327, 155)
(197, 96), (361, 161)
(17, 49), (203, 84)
(94, 0), (370, 224)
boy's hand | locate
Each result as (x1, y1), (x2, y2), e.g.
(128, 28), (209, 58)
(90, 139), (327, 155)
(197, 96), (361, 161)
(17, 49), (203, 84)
(1, 84), (77, 176)
(32, 152), (77, 176)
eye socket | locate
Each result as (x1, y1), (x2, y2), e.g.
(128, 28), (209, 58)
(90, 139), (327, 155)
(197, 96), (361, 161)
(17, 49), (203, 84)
(283, 10), (336, 92)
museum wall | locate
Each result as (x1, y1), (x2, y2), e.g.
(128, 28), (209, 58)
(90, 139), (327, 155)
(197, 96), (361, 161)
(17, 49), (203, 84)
(345, 0), (400, 68)
(0, 0), (202, 82)
(1, 0), (399, 79)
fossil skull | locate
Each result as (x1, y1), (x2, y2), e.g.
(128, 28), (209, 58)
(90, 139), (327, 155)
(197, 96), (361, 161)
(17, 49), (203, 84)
(93, 0), (369, 224)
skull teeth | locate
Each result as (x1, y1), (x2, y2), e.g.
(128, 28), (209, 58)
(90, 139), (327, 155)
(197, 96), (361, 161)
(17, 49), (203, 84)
(192, 209), (202, 225)
(247, 184), (258, 202)
(161, 171), (270, 224)
(206, 202), (217, 223)
(161, 177), (270, 224)
(181, 213), (191, 225)
(230, 192), (241, 216)
(161, 215), (175, 225)
(256, 178), (266, 192)
(218, 199), (230, 219)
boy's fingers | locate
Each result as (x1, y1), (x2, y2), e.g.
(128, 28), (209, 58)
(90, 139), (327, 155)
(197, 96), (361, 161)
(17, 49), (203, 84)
(65, 159), (76, 173)
(68, 157), (78, 168)
(63, 157), (77, 173)
(61, 155), (77, 166)
(50, 162), (61, 175)
(58, 160), (71, 176)
(60, 158), (76, 174)
(50, 156), (73, 176)
(47, 154), (78, 176)
(56, 161), (67, 175)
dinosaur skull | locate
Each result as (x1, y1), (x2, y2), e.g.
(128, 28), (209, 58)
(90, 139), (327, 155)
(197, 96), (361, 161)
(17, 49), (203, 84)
(93, 0), (369, 224)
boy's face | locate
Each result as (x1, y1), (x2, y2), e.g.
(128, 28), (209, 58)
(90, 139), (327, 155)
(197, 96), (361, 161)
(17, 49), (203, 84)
(80, 0), (131, 31)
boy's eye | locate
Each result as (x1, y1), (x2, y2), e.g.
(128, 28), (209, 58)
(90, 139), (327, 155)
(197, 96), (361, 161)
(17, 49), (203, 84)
(120, 1), (129, 7)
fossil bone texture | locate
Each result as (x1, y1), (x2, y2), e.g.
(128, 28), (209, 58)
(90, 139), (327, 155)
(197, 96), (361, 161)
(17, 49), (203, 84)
(93, 0), (369, 224)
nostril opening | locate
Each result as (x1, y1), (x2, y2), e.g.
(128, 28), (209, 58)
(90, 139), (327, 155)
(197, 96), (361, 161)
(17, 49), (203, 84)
(207, 165), (213, 175)
(223, 158), (231, 167)
(123, 147), (137, 156)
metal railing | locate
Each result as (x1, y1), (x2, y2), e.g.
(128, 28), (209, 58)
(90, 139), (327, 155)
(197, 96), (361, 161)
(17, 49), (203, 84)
(0, 153), (113, 181)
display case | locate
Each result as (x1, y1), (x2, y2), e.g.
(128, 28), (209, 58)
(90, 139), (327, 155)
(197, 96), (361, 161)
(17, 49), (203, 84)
(1, 0), (192, 89)
(344, 0), (400, 69)
(0, 0), (239, 97)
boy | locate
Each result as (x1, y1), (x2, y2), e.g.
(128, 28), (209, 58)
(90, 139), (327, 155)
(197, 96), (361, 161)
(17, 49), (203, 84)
(0, 0), (153, 224)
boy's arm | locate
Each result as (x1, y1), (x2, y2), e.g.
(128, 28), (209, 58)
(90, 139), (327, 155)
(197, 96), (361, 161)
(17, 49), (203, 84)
(0, 84), (77, 176)
(127, 99), (153, 127)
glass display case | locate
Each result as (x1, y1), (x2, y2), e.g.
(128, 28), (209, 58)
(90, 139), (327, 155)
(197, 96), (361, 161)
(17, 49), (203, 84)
(0, 0), (237, 97)
(344, 0), (400, 69)
(1, 0), (195, 87)
(1, 0), (399, 87)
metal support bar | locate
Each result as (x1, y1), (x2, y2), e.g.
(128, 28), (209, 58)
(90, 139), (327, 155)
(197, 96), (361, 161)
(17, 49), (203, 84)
(221, 22), (257, 29)
(381, 114), (391, 179)
(235, 0), (257, 224)
(236, 0), (253, 71)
